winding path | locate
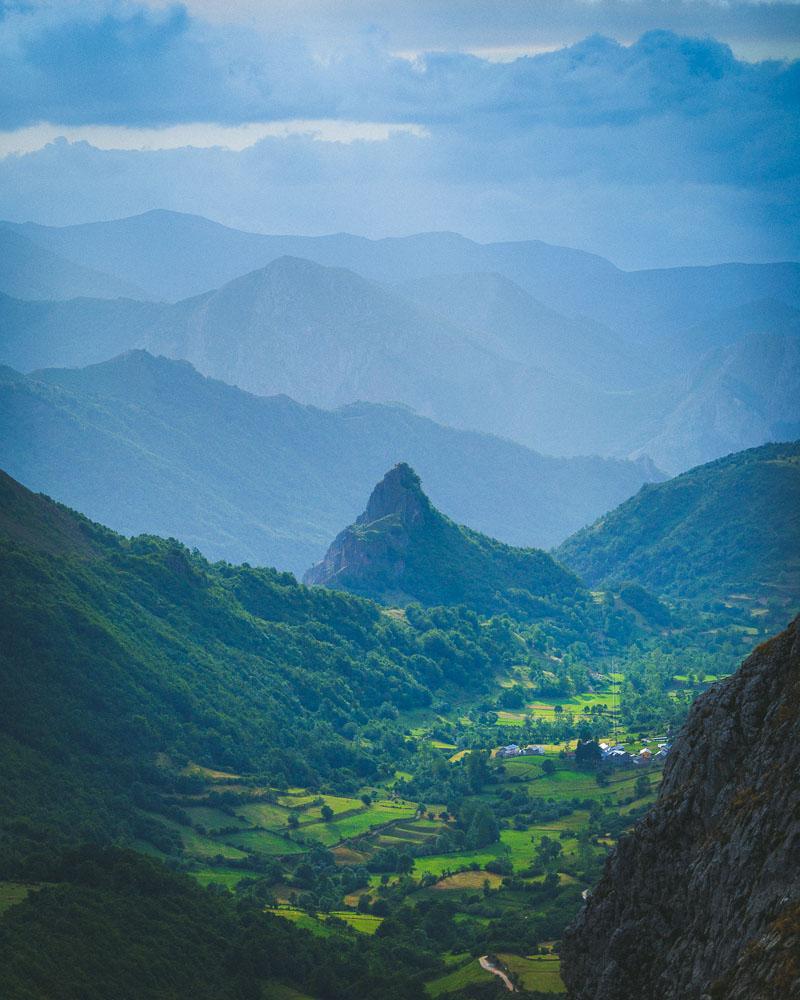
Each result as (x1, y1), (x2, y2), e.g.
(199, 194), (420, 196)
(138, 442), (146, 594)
(479, 956), (516, 992)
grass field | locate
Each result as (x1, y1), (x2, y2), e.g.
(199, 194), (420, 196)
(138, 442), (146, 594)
(0, 882), (37, 914)
(328, 911), (383, 934)
(266, 907), (333, 937)
(433, 871), (503, 891)
(190, 867), (253, 889)
(301, 801), (418, 846)
(233, 802), (292, 828)
(147, 814), (250, 860)
(302, 795), (365, 821)
(498, 953), (565, 993)
(184, 805), (251, 832)
(426, 957), (490, 997)
(413, 846), (505, 877)
(223, 828), (307, 856)
(501, 763), (648, 803)
(266, 907), (382, 936)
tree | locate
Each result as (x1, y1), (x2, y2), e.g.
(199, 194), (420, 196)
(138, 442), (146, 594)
(635, 774), (651, 798)
(320, 804), (334, 822)
(464, 803), (499, 849)
(287, 812), (300, 829)
(466, 749), (490, 792)
(542, 759), (556, 776)
(575, 740), (602, 770)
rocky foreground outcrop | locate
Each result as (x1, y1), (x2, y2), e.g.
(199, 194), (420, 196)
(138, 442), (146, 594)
(561, 616), (800, 1000)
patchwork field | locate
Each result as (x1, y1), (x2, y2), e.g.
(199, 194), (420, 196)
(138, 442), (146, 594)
(266, 906), (383, 936)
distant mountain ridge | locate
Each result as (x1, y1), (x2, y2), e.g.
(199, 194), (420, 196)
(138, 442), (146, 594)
(2, 256), (797, 471)
(0, 351), (660, 574)
(304, 463), (582, 616)
(5, 211), (799, 343)
(2, 209), (799, 472)
(0, 227), (144, 301)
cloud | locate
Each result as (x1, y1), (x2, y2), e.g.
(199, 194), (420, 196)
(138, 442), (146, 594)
(0, 127), (796, 269)
(2, 3), (799, 137)
(177, 0), (800, 62)
(0, 2), (336, 128)
(0, 3), (797, 266)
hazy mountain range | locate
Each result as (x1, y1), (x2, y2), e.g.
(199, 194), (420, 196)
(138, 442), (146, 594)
(2, 211), (799, 472)
(0, 351), (659, 575)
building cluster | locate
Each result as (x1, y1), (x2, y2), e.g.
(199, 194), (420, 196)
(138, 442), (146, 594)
(599, 741), (671, 766)
(496, 743), (545, 759)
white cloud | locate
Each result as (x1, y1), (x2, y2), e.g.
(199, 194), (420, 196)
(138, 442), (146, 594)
(0, 120), (428, 158)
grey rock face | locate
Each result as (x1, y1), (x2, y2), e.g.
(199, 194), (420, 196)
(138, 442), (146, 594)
(303, 463), (427, 587)
(561, 616), (800, 1000)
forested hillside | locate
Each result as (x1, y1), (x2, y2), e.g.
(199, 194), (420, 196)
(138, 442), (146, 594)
(1, 468), (647, 874)
(556, 442), (800, 629)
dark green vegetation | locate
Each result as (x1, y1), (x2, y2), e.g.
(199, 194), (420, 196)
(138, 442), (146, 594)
(0, 350), (659, 573)
(0, 469), (529, 873)
(557, 442), (800, 632)
(0, 463), (788, 999)
(0, 847), (426, 1000)
(305, 463), (582, 618)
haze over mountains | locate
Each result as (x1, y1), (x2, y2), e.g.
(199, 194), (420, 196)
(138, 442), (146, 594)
(0, 351), (658, 574)
(1, 209), (798, 473)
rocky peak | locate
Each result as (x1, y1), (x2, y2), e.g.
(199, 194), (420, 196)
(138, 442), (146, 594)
(358, 462), (430, 528)
(561, 615), (800, 1000)
(302, 463), (430, 589)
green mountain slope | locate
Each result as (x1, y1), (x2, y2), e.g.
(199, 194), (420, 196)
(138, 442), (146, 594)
(0, 846), (427, 1000)
(0, 468), (524, 869)
(0, 351), (659, 572)
(556, 442), (800, 624)
(304, 463), (582, 617)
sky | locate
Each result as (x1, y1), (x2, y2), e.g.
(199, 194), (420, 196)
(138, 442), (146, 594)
(0, 0), (798, 267)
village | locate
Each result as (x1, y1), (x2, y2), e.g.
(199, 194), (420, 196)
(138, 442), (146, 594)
(495, 738), (672, 766)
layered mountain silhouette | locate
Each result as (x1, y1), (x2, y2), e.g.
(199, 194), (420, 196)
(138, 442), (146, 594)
(6, 212), (800, 342)
(2, 255), (797, 470)
(0, 352), (658, 573)
(557, 441), (800, 627)
(304, 463), (582, 615)
(2, 210), (799, 471)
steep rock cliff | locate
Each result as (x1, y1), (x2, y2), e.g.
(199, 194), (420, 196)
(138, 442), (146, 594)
(561, 616), (800, 1000)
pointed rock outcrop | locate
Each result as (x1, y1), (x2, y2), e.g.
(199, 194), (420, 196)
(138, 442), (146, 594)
(304, 463), (581, 615)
